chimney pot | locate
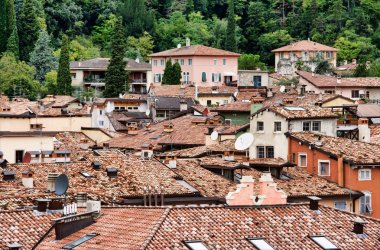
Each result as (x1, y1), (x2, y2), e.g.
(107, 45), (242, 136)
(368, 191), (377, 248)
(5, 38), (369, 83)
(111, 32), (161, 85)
(307, 196), (321, 211)
(352, 218), (368, 235)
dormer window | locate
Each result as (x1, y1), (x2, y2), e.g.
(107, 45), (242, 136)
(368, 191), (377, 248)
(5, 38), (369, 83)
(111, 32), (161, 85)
(247, 238), (274, 250)
(184, 241), (208, 250)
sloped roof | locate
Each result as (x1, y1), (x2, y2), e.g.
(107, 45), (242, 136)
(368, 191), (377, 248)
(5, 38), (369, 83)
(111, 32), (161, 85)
(272, 40), (338, 52)
(149, 84), (195, 98)
(70, 58), (151, 70)
(252, 105), (338, 119)
(149, 45), (240, 57)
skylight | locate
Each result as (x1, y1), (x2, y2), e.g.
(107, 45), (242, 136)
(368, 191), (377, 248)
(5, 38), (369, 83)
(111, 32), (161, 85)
(248, 238), (275, 250)
(310, 236), (339, 250)
(284, 107), (305, 111)
(80, 171), (93, 178)
(62, 233), (98, 249)
(184, 241), (208, 250)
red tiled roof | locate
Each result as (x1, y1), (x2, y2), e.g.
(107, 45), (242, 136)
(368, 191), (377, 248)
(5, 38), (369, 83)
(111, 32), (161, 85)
(272, 40), (338, 52)
(149, 84), (195, 98)
(297, 70), (380, 88)
(253, 105), (338, 119)
(212, 101), (250, 112)
(149, 45), (240, 57)
(0, 210), (59, 249)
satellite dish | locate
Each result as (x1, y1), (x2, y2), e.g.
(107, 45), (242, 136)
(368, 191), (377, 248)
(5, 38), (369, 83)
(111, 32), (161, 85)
(280, 85), (286, 93)
(211, 131), (219, 141)
(235, 133), (254, 150)
(55, 174), (69, 195)
(145, 109), (151, 116)
(233, 91), (238, 98)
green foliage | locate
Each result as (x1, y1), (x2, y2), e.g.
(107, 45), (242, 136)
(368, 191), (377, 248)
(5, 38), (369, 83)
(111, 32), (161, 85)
(258, 30), (293, 64)
(30, 30), (57, 82)
(354, 63), (369, 77)
(162, 59), (182, 85)
(368, 61), (380, 77)
(92, 14), (117, 56)
(172, 62), (182, 84)
(57, 35), (72, 95)
(6, 26), (19, 59)
(315, 60), (332, 75)
(0, 0), (8, 53)
(69, 36), (100, 61)
(18, 0), (40, 62)
(0, 53), (40, 100)
(104, 17), (128, 98)
(238, 54), (266, 70)
(127, 32), (154, 62)
(225, 0), (237, 52)
(44, 70), (58, 95)
(185, 0), (195, 15)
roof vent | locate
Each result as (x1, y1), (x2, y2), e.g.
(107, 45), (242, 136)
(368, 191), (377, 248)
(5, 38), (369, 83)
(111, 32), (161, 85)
(22, 170), (34, 188)
(352, 218), (368, 235)
(106, 167), (118, 177)
(164, 123), (174, 133)
(2, 170), (15, 181)
(92, 161), (101, 170)
(7, 242), (22, 250)
(35, 198), (51, 212)
(76, 192), (88, 207)
(307, 196), (321, 211)
(48, 197), (64, 211)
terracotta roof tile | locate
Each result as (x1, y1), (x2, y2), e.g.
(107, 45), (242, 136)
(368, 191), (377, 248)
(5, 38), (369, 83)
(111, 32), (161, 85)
(149, 45), (240, 57)
(254, 105), (338, 119)
(272, 40), (338, 52)
(149, 84), (196, 98)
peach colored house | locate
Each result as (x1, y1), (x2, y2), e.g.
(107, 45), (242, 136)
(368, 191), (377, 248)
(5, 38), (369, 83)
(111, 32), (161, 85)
(272, 40), (338, 75)
(149, 40), (240, 86)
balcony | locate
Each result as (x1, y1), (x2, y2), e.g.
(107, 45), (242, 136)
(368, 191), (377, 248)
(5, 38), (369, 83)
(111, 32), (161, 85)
(131, 79), (147, 84)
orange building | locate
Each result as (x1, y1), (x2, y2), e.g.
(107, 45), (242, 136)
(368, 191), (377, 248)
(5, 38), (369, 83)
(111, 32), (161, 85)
(287, 132), (380, 218)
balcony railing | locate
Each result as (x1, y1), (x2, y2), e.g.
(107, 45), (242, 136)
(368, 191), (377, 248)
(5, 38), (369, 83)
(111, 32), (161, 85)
(131, 79), (147, 83)
(84, 78), (105, 83)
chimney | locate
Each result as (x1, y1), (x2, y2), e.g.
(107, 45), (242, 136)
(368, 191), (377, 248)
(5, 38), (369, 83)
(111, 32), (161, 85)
(92, 161), (101, 170)
(207, 127), (214, 135)
(22, 170), (34, 188)
(106, 167), (118, 177)
(47, 173), (60, 192)
(352, 218), (368, 235)
(307, 196), (321, 211)
(76, 192), (88, 207)
(186, 37), (190, 47)
(7, 243), (22, 250)
(163, 123), (174, 133)
(141, 143), (154, 159)
(128, 124), (139, 135)
(223, 151), (235, 161)
(312, 71), (315, 77)
(2, 171), (16, 181)
(135, 57), (140, 63)
(352, 59), (357, 65)
(179, 99), (188, 111)
(343, 60), (347, 65)
(165, 155), (177, 169)
(177, 43), (181, 48)
(35, 198), (50, 212)
(337, 76), (342, 84)
(48, 197), (64, 212)
(87, 200), (101, 213)
(226, 176), (256, 206)
(358, 118), (370, 142)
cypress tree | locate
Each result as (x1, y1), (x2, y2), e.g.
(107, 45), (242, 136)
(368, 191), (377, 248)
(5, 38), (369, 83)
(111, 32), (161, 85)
(172, 62), (182, 85)
(0, 0), (8, 53)
(104, 17), (128, 98)
(161, 59), (173, 85)
(225, 0), (237, 52)
(18, 0), (40, 61)
(57, 35), (72, 95)
(30, 30), (57, 82)
(5, 0), (19, 58)
(6, 28), (19, 58)
(185, 0), (195, 15)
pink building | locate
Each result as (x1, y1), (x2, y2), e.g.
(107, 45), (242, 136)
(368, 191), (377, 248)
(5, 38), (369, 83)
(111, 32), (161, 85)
(149, 40), (240, 86)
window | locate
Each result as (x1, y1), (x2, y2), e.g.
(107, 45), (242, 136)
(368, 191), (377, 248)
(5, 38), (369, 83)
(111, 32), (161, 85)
(279, 52), (284, 59)
(334, 201), (346, 210)
(153, 60), (158, 66)
(188, 59), (192, 65)
(366, 91), (370, 99)
(324, 90), (335, 94)
(214, 59), (217, 65)
(326, 51), (332, 59)
(184, 241), (208, 250)
(274, 122), (281, 132)
(225, 119), (231, 125)
(253, 76), (262, 87)
(359, 169), (371, 180)
(154, 74), (162, 83)
(303, 121), (321, 132)
(183, 72), (190, 83)
(98, 120), (104, 126)
(174, 59), (179, 63)
(160, 59), (165, 66)
(30, 124), (43, 129)
(257, 146), (265, 158)
(71, 73), (76, 80)
(99, 110), (103, 115)
(298, 153), (307, 167)
(360, 191), (372, 214)
(266, 146), (274, 158)
(212, 73), (221, 83)
(223, 100), (228, 104)
(207, 100), (212, 106)
(257, 121), (264, 132)
(318, 160), (330, 176)
(351, 90), (360, 98)
(310, 236), (339, 250)
(223, 59), (226, 65)
(248, 238), (274, 250)
(180, 59), (184, 65)
(201, 72), (207, 82)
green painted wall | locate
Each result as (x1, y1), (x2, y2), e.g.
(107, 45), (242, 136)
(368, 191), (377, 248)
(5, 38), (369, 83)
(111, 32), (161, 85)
(221, 112), (250, 125)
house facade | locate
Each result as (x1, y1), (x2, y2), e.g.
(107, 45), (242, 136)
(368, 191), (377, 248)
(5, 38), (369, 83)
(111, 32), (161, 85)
(70, 58), (152, 94)
(288, 132), (380, 218)
(238, 70), (269, 87)
(272, 40), (338, 75)
(297, 70), (380, 103)
(249, 106), (338, 159)
(149, 40), (240, 86)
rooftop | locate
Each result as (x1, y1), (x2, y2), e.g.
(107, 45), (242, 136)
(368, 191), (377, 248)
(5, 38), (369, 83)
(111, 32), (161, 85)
(148, 84), (195, 98)
(288, 132), (380, 165)
(149, 44), (240, 57)
(212, 101), (250, 113)
(297, 70), (380, 88)
(252, 105), (338, 119)
(272, 40), (339, 52)
(70, 57), (152, 71)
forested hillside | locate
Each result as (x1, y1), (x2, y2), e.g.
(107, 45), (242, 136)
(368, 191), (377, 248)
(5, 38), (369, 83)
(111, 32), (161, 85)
(0, 0), (379, 98)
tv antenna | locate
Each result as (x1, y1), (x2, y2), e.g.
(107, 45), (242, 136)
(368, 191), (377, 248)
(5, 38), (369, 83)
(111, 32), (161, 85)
(210, 131), (219, 141)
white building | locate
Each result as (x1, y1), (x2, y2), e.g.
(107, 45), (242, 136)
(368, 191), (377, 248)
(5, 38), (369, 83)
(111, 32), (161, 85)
(249, 105), (338, 159)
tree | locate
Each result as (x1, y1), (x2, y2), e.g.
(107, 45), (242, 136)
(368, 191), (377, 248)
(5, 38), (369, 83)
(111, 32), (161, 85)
(238, 54), (266, 70)
(6, 27), (19, 58)
(104, 17), (127, 97)
(368, 61), (380, 77)
(44, 70), (58, 95)
(354, 63), (369, 77)
(225, 0), (237, 52)
(0, 0), (7, 53)
(172, 62), (182, 84)
(257, 30), (293, 65)
(185, 0), (195, 15)
(92, 14), (118, 56)
(0, 53), (40, 100)
(57, 35), (72, 95)
(127, 32), (154, 61)
(315, 60), (332, 74)
(5, 0), (18, 58)
(162, 59), (173, 85)
(18, 0), (40, 62)
(30, 30), (58, 82)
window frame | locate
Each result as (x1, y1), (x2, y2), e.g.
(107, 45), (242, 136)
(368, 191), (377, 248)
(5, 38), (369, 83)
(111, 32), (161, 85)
(309, 235), (339, 250)
(160, 59), (165, 66)
(213, 59), (217, 65)
(153, 60), (158, 66)
(223, 58), (226, 65)
(274, 121), (281, 133)
(180, 59), (184, 65)
(201, 72), (207, 82)
(360, 191), (372, 214)
(358, 169), (371, 181)
(351, 90), (360, 98)
(247, 238), (275, 250)
(183, 240), (208, 250)
(265, 146), (274, 158)
(298, 153), (307, 167)
(253, 75), (262, 87)
(188, 59), (192, 65)
(334, 201), (347, 211)
(318, 160), (330, 176)
(256, 121), (264, 132)
(256, 146), (265, 158)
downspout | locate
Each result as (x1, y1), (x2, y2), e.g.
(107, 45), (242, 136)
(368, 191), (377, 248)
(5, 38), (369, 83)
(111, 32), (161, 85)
(337, 153), (344, 187)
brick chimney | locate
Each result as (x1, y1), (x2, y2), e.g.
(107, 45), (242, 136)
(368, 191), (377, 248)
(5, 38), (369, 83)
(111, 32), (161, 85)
(226, 173), (287, 206)
(164, 155), (177, 169)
